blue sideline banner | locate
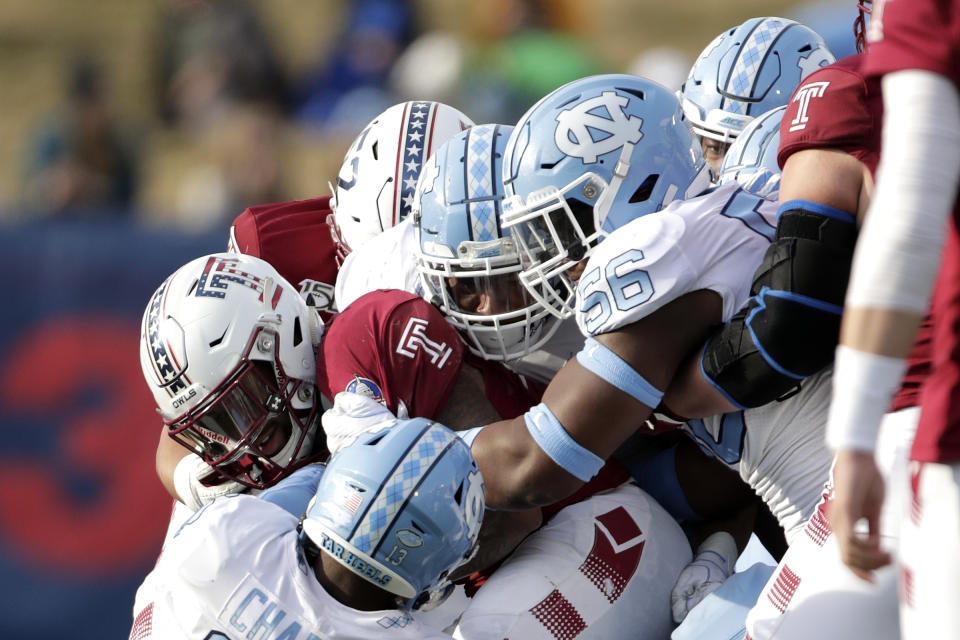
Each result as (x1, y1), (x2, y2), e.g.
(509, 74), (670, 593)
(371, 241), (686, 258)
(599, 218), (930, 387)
(0, 221), (223, 639)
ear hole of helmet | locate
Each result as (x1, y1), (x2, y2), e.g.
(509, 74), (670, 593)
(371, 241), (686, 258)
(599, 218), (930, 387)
(629, 174), (660, 203)
(372, 141), (379, 160)
(292, 316), (303, 347)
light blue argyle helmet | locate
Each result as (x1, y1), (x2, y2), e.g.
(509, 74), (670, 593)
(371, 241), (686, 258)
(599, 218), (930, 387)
(301, 418), (484, 609)
(718, 105), (786, 201)
(414, 123), (562, 361)
(500, 74), (712, 319)
(680, 17), (834, 143)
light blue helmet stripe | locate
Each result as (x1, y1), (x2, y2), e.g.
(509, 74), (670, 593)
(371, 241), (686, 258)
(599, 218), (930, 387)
(723, 18), (792, 114)
(466, 124), (499, 242)
(351, 424), (458, 555)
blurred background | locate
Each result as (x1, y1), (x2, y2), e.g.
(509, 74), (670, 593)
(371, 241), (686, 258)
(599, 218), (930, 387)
(0, 1), (856, 637)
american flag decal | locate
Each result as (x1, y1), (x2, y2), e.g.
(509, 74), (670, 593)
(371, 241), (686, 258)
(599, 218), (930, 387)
(394, 101), (438, 225)
(146, 279), (188, 396)
(195, 256), (280, 309)
(342, 490), (364, 515)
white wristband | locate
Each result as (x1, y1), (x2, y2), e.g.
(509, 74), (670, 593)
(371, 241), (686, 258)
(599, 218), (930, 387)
(826, 345), (908, 452)
(173, 453), (245, 511)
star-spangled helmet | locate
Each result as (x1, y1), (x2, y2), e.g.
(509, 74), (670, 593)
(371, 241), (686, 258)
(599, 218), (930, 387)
(139, 253), (322, 489)
(328, 101), (474, 263)
(301, 418), (484, 609)
(500, 74), (712, 319)
(414, 123), (562, 361)
(680, 17), (835, 144)
(718, 105), (786, 201)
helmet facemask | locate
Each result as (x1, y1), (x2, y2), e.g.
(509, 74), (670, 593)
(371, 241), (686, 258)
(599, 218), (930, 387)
(166, 325), (319, 489)
(502, 141), (639, 320)
(417, 234), (561, 360)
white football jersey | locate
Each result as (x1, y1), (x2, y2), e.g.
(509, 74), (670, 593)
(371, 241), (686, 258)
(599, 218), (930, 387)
(130, 495), (450, 640)
(684, 369), (834, 542)
(576, 183), (776, 337)
(335, 220), (422, 311)
(574, 184), (831, 540)
(455, 483), (690, 640)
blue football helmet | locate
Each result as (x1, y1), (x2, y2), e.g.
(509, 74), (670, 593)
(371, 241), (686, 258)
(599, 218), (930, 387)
(301, 418), (484, 609)
(414, 123), (562, 361)
(718, 105), (786, 201)
(680, 17), (835, 144)
(500, 74), (712, 319)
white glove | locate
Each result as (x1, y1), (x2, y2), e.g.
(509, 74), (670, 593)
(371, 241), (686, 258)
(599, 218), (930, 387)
(322, 392), (401, 455)
(173, 453), (247, 512)
(671, 531), (738, 623)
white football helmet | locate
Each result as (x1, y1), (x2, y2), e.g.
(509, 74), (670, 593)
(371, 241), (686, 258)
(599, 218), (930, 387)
(139, 253), (322, 489)
(329, 101), (474, 261)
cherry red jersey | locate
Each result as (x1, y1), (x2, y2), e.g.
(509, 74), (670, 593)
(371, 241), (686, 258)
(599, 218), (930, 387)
(778, 54), (933, 413)
(778, 55), (883, 175)
(864, 0), (960, 87)
(916, 222), (960, 462)
(228, 196), (339, 321)
(319, 289), (546, 421)
(863, 0), (960, 464)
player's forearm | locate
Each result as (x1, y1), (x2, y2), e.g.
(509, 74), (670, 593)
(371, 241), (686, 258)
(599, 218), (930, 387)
(828, 70), (960, 452)
(842, 70), (960, 355)
(472, 417), (584, 509)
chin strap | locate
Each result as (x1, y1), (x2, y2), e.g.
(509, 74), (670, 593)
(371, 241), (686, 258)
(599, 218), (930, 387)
(593, 141), (634, 234)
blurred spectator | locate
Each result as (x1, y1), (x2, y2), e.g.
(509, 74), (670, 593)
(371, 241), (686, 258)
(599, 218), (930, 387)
(294, 0), (413, 132)
(153, 0), (290, 129)
(22, 57), (139, 216)
(391, 0), (601, 125)
(628, 47), (693, 92)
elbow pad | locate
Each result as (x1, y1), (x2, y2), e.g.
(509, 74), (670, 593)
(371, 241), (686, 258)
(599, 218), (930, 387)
(702, 201), (857, 408)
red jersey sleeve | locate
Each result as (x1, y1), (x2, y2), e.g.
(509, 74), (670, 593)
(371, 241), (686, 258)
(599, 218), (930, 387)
(320, 290), (465, 419)
(228, 196), (339, 319)
(778, 55), (883, 175)
(864, 0), (960, 86)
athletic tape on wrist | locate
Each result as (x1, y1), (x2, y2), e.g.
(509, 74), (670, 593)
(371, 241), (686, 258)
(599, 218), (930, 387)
(576, 337), (664, 408)
(524, 402), (604, 482)
(826, 344), (908, 452)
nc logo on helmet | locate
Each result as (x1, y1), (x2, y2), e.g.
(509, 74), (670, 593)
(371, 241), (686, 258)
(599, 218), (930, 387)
(554, 91), (644, 164)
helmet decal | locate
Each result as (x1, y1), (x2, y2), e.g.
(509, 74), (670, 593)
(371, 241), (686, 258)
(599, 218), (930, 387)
(144, 278), (189, 396)
(464, 124), (502, 241)
(723, 18), (792, 112)
(554, 91), (644, 163)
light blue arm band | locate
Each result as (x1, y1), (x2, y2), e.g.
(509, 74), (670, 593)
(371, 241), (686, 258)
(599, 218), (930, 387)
(524, 402), (604, 482)
(576, 337), (664, 408)
(457, 426), (485, 448)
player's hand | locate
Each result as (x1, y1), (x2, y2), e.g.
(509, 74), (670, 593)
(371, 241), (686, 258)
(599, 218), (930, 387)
(670, 531), (737, 623)
(173, 452), (247, 511)
(828, 449), (891, 581)
(322, 392), (399, 455)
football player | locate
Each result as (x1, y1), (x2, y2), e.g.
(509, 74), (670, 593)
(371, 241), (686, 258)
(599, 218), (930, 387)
(680, 16), (835, 174)
(129, 419), (484, 639)
(827, 0), (960, 637)
(716, 105), (787, 201)
(153, 99), (474, 507)
(741, 6), (935, 638)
